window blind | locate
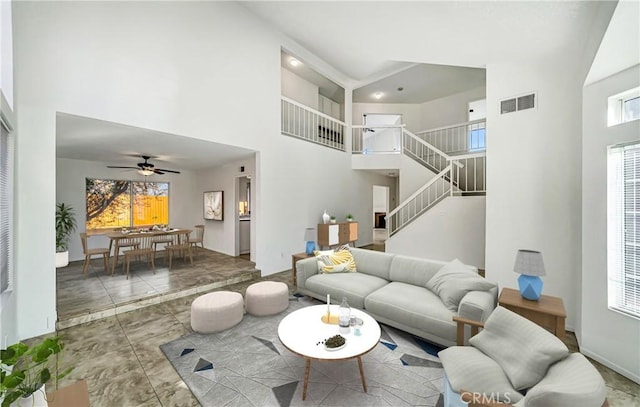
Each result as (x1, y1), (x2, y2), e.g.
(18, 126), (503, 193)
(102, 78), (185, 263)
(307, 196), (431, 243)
(608, 142), (640, 319)
(0, 118), (12, 293)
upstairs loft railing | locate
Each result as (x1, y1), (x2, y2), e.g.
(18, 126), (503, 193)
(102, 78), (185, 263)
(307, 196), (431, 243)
(415, 119), (486, 155)
(281, 96), (346, 151)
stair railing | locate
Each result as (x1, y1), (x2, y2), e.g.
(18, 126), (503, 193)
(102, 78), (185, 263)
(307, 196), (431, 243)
(402, 128), (462, 174)
(281, 96), (346, 151)
(387, 165), (453, 236)
(415, 119), (486, 155)
(450, 152), (487, 195)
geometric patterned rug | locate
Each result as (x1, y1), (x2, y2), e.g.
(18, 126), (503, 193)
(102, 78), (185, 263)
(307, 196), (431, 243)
(160, 297), (445, 406)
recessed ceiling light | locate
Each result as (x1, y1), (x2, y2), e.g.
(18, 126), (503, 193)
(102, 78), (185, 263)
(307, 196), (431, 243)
(373, 92), (383, 99)
(289, 58), (301, 67)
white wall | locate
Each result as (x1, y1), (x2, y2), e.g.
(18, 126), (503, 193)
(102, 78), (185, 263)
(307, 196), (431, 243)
(582, 64), (640, 383)
(485, 62), (583, 330)
(352, 102), (422, 131)
(1, 0), (13, 110)
(419, 86), (486, 131)
(281, 68), (318, 110)
(195, 156), (255, 258)
(56, 158), (201, 262)
(387, 197), (486, 268)
(12, 1), (395, 339)
(399, 155), (436, 203)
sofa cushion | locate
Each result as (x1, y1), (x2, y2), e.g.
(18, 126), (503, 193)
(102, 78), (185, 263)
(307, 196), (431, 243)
(364, 282), (456, 341)
(425, 259), (496, 312)
(349, 247), (394, 281)
(469, 306), (569, 390)
(522, 353), (606, 407)
(304, 272), (388, 309)
(439, 346), (523, 403)
(389, 255), (446, 287)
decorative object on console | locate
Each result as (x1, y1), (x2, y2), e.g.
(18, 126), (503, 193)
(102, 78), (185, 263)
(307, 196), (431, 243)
(203, 191), (223, 221)
(514, 249), (546, 300)
(330, 216), (336, 224)
(345, 213), (354, 222)
(322, 210), (330, 224)
(303, 228), (316, 255)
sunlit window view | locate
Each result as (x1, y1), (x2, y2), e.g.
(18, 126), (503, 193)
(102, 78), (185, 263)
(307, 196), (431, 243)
(86, 179), (169, 230)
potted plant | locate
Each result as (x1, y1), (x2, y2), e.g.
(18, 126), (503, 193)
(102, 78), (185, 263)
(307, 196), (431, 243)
(345, 214), (354, 222)
(330, 216), (337, 224)
(55, 203), (77, 268)
(0, 336), (73, 407)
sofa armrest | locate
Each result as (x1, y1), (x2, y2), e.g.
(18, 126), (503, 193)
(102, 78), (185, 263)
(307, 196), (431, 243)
(458, 290), (497, 323)
(296, 257), (318, 290)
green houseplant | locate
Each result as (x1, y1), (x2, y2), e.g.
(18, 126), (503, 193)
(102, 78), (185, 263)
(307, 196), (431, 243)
(0, 337), (73, 407)
(345, 213), (354, 222)
(55, 203), (77, 268)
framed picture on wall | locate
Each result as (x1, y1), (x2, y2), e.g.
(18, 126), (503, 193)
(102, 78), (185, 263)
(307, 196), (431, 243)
(204, 191), (223, 221)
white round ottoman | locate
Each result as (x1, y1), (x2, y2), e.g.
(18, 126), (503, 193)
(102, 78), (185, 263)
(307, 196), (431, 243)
(245, 281), (289, 316)
(190, 291), (243, 333)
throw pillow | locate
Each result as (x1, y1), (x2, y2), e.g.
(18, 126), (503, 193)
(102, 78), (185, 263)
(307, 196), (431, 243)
(316, 247), (357, 273)
(313, 249), (335, 273)
(425, 259), (496, 312)
(469, 306), (569, 391)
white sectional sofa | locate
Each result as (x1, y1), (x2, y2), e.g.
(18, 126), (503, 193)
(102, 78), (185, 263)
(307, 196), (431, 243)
(295, 247), (498, 347)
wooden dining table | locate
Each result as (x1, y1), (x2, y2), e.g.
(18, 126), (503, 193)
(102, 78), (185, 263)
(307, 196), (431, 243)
(105, 228), (192, 275)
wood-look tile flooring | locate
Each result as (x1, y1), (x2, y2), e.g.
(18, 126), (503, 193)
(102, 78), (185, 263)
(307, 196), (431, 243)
(47, 247), (639, 406)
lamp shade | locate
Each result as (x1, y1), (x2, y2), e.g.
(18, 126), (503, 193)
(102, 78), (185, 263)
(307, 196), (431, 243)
(304, 228), (316, 241)
(513, 249), (546, 277)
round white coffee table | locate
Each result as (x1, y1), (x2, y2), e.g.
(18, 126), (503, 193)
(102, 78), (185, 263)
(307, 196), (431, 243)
(277, 304), (381, 400)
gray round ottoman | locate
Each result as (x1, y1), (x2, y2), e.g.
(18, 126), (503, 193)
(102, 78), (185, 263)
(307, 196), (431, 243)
(245, 281), (289, 316)
(190, 291), (243, 333)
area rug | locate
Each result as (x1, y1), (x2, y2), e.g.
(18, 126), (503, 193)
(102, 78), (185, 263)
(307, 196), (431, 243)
(160, 298), (445, 406)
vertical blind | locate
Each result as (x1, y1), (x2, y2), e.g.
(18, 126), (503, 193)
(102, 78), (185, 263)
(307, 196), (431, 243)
(0, 119), (12, 293)
(609, 142), (640, 318)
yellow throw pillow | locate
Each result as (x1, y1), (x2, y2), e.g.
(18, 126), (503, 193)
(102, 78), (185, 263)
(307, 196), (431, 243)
(317, 248), (357, 273)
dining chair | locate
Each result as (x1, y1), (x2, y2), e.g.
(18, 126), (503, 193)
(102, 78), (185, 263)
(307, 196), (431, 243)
(80, 233), (110, 277)
(187, 225), (205, 257)
(123, 247), (155, 279)
(166, 232), (194, 270)
(151, 235), (175, 264)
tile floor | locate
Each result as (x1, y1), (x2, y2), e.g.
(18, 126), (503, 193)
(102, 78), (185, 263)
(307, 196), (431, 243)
(45, 248), (640, 406)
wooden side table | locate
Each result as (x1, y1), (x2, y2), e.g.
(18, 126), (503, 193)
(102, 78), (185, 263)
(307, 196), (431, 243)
(498, 287), (567, 341)
(47, 380), (90, 407)
(291, 252), (314, 286)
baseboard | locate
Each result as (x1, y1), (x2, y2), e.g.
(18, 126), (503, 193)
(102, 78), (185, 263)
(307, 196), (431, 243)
(581, 347), (640, 384)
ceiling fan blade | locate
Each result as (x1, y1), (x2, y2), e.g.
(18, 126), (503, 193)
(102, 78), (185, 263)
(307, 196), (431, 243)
(153, 169), (165, 175)
(107, 166), (139, 169)
(155, 168), (181, 174)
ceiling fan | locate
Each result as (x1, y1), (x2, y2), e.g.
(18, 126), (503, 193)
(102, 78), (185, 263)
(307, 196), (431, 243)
(107, 155), (181, 176)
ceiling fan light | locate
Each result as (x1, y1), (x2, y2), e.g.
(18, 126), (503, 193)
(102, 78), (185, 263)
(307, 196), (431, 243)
(137, 169), (154, 176)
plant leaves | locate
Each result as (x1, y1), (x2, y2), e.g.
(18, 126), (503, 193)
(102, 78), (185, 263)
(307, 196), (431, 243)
(2, 391), (22, 407)
(2, 369), (25, 388)
(39, 368), (51, 384)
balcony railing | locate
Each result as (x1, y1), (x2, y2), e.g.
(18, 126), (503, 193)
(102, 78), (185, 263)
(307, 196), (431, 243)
(415, 119), (486, 155)
(281, 96), (346, 151)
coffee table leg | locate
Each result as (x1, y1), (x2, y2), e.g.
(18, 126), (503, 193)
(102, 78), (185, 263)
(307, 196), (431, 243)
(303, 358), (311, 400)
(357, 356), (367, 393)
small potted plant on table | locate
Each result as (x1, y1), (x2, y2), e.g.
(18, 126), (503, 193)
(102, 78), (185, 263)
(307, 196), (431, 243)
(345, 214), (354, 222)
(0, 336), (73, 407)
(330, 216), (337, 224)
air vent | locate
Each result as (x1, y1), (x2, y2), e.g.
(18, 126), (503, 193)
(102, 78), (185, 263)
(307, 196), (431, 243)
(500, 93), (536, 115)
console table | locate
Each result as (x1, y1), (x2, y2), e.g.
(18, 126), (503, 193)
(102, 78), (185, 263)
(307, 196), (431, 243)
(498, 287), (566, 341)
(317, 222), (358, 249)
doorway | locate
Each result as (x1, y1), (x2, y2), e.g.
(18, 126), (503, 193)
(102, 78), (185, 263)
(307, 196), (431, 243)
(237, 175), (251, 257)
(373, 185), (389, 245)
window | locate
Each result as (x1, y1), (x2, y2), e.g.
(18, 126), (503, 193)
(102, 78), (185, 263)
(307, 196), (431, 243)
(86, 178), (169, 230)
(468, 99), (487, 151)
(608, 87), (640, 126)
(0, 118), (13, 293)
(608, 142), (640, 319)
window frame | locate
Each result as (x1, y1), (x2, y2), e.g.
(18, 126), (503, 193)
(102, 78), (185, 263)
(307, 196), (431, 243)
(85, 178), (171, 232)
(607, 141), (640, 320)
(608, 87), (640, 127)
(0, 115), (13, 294)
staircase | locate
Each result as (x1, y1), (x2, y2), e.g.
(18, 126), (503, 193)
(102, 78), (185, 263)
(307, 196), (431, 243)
(352, 120), (486, 236)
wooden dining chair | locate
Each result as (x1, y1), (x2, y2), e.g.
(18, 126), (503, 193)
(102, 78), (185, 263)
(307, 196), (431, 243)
(80, 233), (110, 277)
(151, 235), (175, 264)
(187, 225), (205, 257)
(123, 247), (155, 279)
(166, 232), (193, 270)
